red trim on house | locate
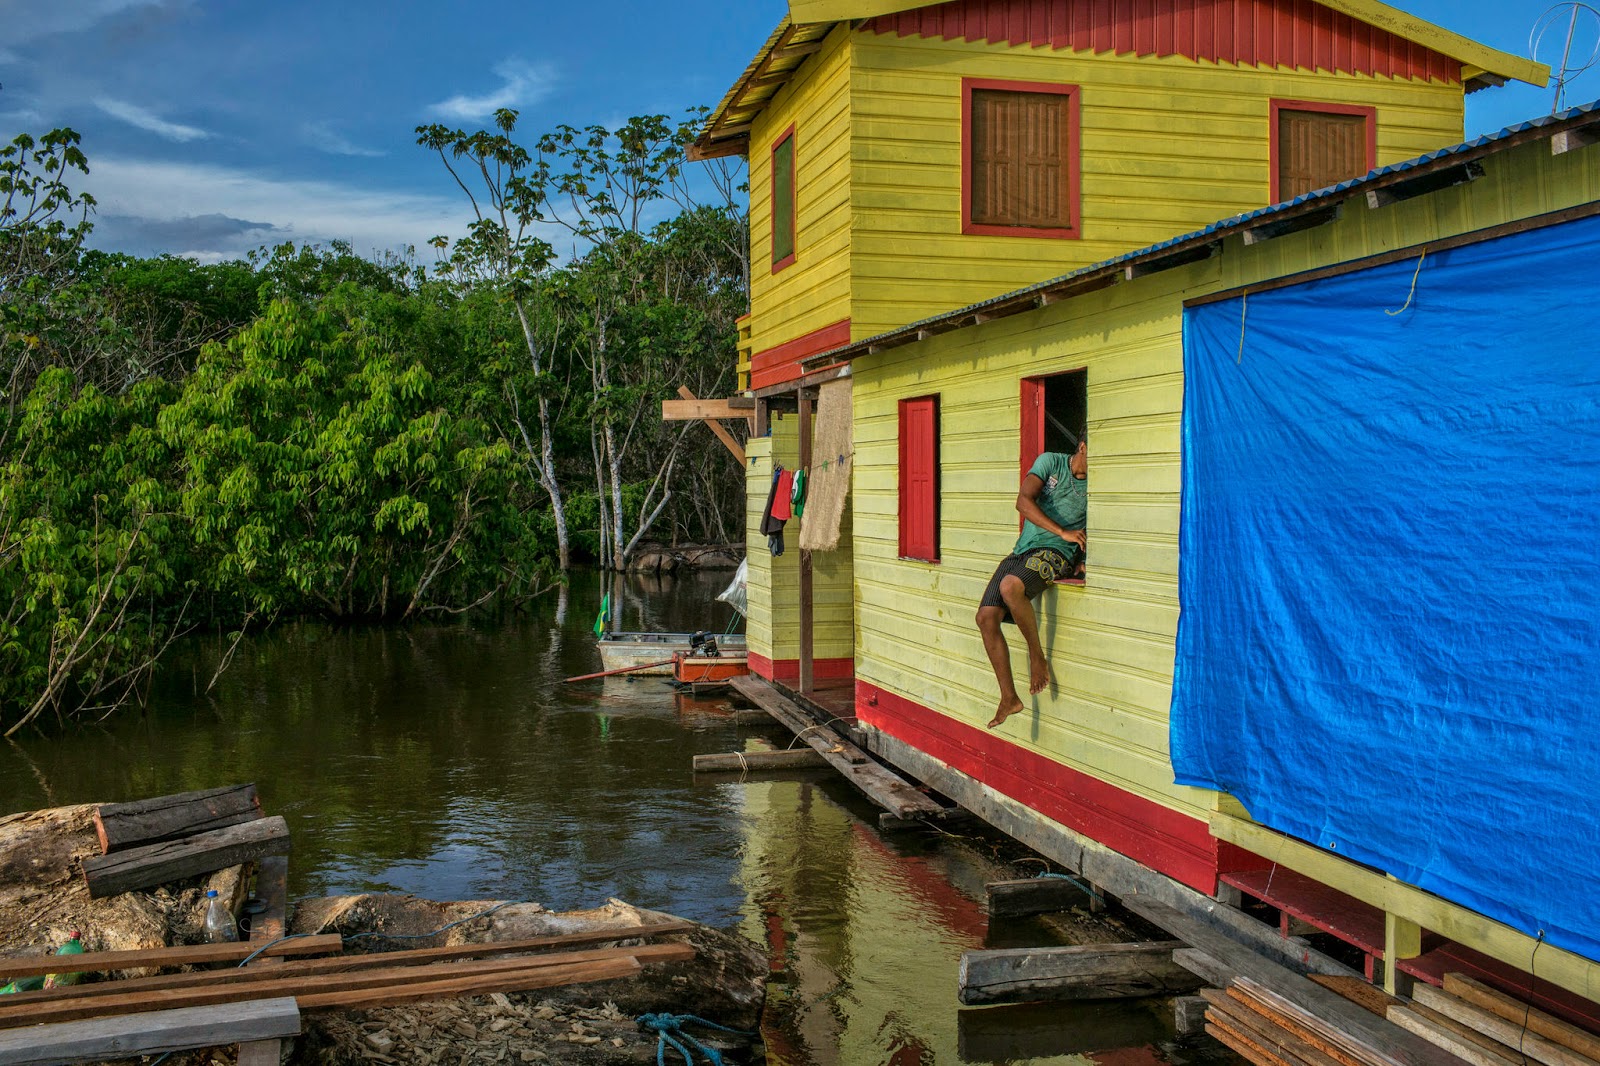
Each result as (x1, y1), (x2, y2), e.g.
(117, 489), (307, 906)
(1269, 98), (1379, 203)
(750, 652), (856, 683)
(856, 679), (1220, 893)
(961, 77), (1082, 240)
(770, 124), (797, 274)
(867, 0), (1461, 85)
(749, 318), (852, 390)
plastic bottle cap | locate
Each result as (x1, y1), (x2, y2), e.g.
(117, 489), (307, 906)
(206, 890), (218, 898)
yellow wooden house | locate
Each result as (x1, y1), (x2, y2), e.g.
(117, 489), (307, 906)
(696, 0), (1600, 1030)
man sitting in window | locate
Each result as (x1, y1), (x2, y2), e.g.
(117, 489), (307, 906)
(977, 434), (1087, 729)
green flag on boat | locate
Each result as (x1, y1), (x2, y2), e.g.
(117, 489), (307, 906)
(592, 594), (610, 637)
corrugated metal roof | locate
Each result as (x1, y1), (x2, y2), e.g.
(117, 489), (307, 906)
(793, 100), (1600, 374)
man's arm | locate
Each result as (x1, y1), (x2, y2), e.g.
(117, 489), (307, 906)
(1017, 474), (1086, 549)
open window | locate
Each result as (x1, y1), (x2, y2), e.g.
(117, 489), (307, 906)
(1020, 369), (1087, 581)
(898, 395), (940, 563)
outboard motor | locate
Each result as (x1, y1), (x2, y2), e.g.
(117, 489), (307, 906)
(689, 631), (720, 658)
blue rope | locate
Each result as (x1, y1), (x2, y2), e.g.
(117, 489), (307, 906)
(637, 1013), (755, 1066)
(1035, 870), (1106, 906)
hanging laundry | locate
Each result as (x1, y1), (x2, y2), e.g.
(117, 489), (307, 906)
(770, 468), (795, 522)
(760, 464), (788, 556)
(791, 469), (807, 518)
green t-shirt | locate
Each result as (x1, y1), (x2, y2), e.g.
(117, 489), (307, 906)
(1013, 451), (1086, 556)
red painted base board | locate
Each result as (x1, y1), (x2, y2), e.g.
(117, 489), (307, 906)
(750, 652), (855, 683)
(750, 319), (851, 390)
(857, 680), (1219, 893)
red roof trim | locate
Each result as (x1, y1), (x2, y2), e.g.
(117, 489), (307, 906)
(866, 0), (1462, 84)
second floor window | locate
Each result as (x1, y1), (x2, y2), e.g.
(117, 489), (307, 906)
(963, 78), (1081, 240)
(1272, 100), (1376, 202)
(772, 126), (797, 271)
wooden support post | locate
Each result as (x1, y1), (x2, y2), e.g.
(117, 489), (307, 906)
(676, 386), (745, 464)
(1384, 906), (1423, 996)
(1174, 994), (1211, 1035)
(797, 391), (814, 696)
(237, 854), (289, 1066)
(957, 942), (1199, 1005)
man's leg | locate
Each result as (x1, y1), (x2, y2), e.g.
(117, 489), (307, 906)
(976, 604), (1023, 728)
(999, 574), (1051, 698)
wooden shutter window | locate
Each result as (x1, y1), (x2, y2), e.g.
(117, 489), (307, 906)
(898, 396), (939, 562)
(1273, 102), (1375, 203)
(964, 80), (1080, 239)
(771, 129), (796, 271)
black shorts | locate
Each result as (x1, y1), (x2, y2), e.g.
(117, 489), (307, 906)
(980, 547), (1072, 624)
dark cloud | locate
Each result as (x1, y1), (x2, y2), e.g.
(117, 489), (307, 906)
(91, 212), (287, 258)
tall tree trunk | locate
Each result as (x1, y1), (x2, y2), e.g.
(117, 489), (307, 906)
(511, 298), (569, 570)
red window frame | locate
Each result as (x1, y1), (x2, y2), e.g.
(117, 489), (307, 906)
(1020, 372), (1087, 584)
(771, 124), (797, 273)
(898, 395), (940, 563)
(962, 77), (1082, 240)
(1269, 99), (1377, 204)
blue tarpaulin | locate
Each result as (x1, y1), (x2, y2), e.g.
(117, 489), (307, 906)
(1172, 213), (1600, 963)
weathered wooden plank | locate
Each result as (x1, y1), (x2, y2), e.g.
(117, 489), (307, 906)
(1209, 1016), (1304, 1066)
(236, 854), (290, 1066)
(0, 998), (300, 1066)
(1124, 896), (1464, 1066)
(1222, 987), (1379, 1066)
(986, 877), (1097, 918)
(0, 921), (697, 1005)
(0, 944), (692, 1030)
(83, 817), (291, 899)
(1413, 984), (1600, 1066)
(0, 933), (342, 982)
(1174, 947), (1235, 989)
(661, 398), (753, 421)
(1311, 973), (1405, 1018)
(93, 785), (263, 855)
(1202, 987), (1351, 1066)
(297, 956), (643, 1012)
(1443, 975), (1600, 1063)
(692, 749), (829, 773)
(729, 676), (945, 818)
(958, 941), (1198, 1005)
(1389, 1005), (1527, 1066)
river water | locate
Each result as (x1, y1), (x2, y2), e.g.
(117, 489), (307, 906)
(0, 570), (1188, 1065)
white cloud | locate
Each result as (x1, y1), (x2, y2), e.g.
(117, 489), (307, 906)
(303, 121), (386, 159)
(0, 0), (172, 45)
(424, 60), (556, 125)
(81, 155), (476, 260)
(95, 97), (209, 142)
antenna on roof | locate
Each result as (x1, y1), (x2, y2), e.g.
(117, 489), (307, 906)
(1532, 3), (1600, 114)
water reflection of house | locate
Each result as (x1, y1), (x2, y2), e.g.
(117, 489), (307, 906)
(696, 0), (1600, 1030)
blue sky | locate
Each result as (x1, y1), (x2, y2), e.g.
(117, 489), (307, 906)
(0, 0), (1593, 263)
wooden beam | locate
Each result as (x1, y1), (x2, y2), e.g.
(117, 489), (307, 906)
(1242, 205), (1343, 247)
(661, 398), (753, 421)
(0, 998), (300, 1066)
(93, 785), (263, 855)
(0, 934), (342, 983)
(692, 749), (828, 773)
(1125, 242), (1219, 279)
(1551, 126), (1600, 155)
(986, 877), (1097, 918)
(1443, 974), (1600, 1062)
(1209, 813), (1600, 1005)
(83, 816), (291, 899)
(675, 386), (745, 464)
(1309, 974), (1403, 1019)
(237, 853), (289, 1066)
(1201, 987), (1350, 1066)
(1366, 162), (1485, 208)
(958, 942), (1200, 1005)
(1389, 1004), (1531, 1066)
(1412, 985), (1600, 1066)
(797, 391), (814, 696)
(1386, 907), (1423, 995)
(297, 955), (645, 1013)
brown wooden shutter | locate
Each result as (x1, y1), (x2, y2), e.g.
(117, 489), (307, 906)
(1277, 108), (1370, 201)
(898, 396), (939, 561)
(771, 132), (796, 266)
(971, 90), (1070, 228)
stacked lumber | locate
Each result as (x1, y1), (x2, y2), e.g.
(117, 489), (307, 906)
(1388, 975), (1600, 1066)
(1201, 976), (1417, 1066)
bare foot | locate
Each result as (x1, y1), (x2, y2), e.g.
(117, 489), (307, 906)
(1028, 655), (1051, 695)
(988, 696), (1023, 729)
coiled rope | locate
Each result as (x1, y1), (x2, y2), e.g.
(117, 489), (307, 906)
(637, 1012), (756, 1066)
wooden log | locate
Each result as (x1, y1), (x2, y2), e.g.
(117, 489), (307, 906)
(1124, 896), (1463, 1066)
(0, 933), (342, 982)
(1311, 974), (1404, 1018)
(986, 877), (1096, 918)
(0, 943), (693, 1030)
(692, 749), (828, 773)
(82, 816), (291, 899)
(957, 941), (1198, 1005)
(1443, 975), (1600, 1063)
(0, 998), (300, 1066)
(237, 854), (289, 1066)
(1413, 984), (1600, 1066)
(0, 921), (698, 1005)
(1389, 1004), (1530, 1066)
(93, 785), (263, 855)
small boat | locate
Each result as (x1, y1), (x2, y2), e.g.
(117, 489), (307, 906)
(595, 631), (748, 676)
(673, 650), (751, 686)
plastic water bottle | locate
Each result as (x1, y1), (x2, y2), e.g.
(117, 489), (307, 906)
(203, 890), (238, 943)
(43, 931), (85, 989)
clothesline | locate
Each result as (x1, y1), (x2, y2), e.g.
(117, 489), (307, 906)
(748, 449), (855, 474)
